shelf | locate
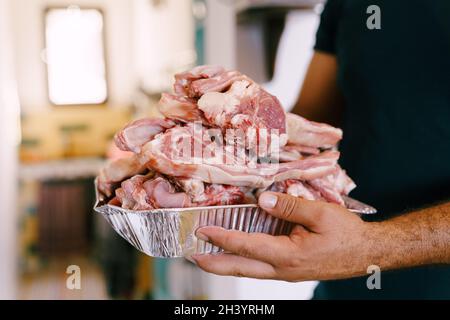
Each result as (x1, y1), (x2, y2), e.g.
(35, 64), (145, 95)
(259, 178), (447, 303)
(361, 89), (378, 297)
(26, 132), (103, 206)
(19, 157), (106, 181)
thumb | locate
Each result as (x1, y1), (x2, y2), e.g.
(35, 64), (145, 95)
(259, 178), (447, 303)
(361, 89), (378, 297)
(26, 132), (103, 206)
(258, 192), (331, 231)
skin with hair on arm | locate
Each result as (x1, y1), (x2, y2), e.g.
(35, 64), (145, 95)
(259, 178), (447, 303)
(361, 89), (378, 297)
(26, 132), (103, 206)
(192, 192), (450, 281)
(191, 51), (450, 281)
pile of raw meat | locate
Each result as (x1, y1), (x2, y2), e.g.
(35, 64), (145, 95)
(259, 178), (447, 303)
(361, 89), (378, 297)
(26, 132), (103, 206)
(97, 65), (355, 210)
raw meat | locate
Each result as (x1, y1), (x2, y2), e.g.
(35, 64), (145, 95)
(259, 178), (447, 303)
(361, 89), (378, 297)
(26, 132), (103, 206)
(194, 184), (248, 206)
(97, 154), (147, 197)
(143, 177), (192, 208)
(308, 177), (345, 205)
(158, 93), (205, 123)
(162, 78), (288, 149)
(307, 166), (356, 205)
(99, 65), (357, 210)
(116, 174), (251, 208)
(283, 144), (321, 156)
(115, 173), (155, 210)
(269, 166), (355, 205)
(279, 145), (321, 162)
(174, 65), (250, 98)
(176, 178), (251, 206)
(114, 118), (175, 153)
(279, 149), (302, 162)
(115, 174), (191, 209)
(174, 65), (225, 96)
(332, 167), (357, 195)
(197, 80), (287, 145)
(138, 124), (340, 188)
(270, 180), (320, 201)
(286, 113), (343, 149)
(176, 178), (206, 200)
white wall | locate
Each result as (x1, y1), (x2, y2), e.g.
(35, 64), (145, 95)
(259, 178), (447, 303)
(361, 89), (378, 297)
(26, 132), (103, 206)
(10, 0), (135, 112)
(0, 0), (20, 300)
(206, 275), (317, 300)
(264, 10), (320, 111)
(132, 0), (195, 92)
(205, 0), (236, 69)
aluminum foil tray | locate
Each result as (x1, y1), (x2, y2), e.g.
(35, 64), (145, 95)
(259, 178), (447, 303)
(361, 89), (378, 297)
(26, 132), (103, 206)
(94, 184), (376, 258)
(95, 201), (292, 258)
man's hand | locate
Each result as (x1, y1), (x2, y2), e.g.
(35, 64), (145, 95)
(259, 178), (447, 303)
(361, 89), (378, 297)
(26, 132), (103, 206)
(192, 192), (378, 281)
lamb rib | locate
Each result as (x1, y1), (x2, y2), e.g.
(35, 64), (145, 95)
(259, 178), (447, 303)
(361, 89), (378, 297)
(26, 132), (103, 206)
(174, 65), (250, 98)
(102, 65), (357, 211)
(115, 173), (155, 210)
(188, 70), (249, 98)
(197, 80), (287, 146)
(286, 113), (343, 149)
(270, 179), (321, 201)
(115, 174), (252, 209)
(161, 78), (288, 148)
(174, 65), (225, 96)
(138, 125), (339, 188)
(158, 93), (205, 123)
(283, 144), (321, 156)
(143, 176), (192, 208)
(114, 118), (175, 153)
(269, 166), (355, 205)
(97, 154), (147, 197)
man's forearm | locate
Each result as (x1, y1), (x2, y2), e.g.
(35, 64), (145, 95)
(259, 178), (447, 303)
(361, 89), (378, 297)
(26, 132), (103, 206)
(367, 201), (450, 271)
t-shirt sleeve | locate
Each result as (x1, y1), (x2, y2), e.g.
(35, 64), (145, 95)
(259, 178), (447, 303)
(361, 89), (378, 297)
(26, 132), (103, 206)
(314, 0), (343, 54)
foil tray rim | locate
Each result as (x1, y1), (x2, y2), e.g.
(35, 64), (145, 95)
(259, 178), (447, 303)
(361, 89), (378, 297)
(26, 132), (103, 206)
(94, 178), (377, 215)
(94, 203), (259, 214)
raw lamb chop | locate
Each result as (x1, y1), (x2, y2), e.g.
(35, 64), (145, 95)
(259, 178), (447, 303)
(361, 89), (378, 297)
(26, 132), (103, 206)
(197, 80), (287, 145)
(174, 65), (250, 98)
(173, 65), (225, 96)
(100, 65), (358, 212)
(115, 174), (253, 209)
(268, 166), (355, 205)
(161, 79), (288, 149)
(143, 177), (192, 208)
(115, 173), (192, 209)
(115, 173), (155, 210)
(175, 178), (253, 206)
(114, 118), (175, 153)
(197, 184), (248, 206)
(278, 149), (303, 162)
(269, 180), (320, 201)
(138, 124), (340, 188)
(278, 144), (321, 162)
(307, 166), (356, 205)
(282, 144), (321, 156)
(167, 67), (343, 149)
(158, 93), (205, 123)
(97, 154), (147, 197)
(286, 113), (343, 149)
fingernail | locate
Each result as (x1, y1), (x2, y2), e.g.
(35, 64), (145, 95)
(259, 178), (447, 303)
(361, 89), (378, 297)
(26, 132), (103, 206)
(259, 193), (278, 209)
(196, 229), (210, 242)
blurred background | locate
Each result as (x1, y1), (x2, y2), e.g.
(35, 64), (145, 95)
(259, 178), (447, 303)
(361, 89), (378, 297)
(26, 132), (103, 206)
(0, 0), (324, 300)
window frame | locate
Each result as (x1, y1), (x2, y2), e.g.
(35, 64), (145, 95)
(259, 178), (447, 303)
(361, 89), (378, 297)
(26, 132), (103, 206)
(43, 6), (110, 107)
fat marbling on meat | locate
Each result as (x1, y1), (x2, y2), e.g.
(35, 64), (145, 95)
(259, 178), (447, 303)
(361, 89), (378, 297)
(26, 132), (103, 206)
(99, 65), (356, 209)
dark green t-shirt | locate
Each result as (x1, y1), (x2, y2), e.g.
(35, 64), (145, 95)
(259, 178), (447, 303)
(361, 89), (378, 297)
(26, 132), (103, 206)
(313, 0), (450, 299)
